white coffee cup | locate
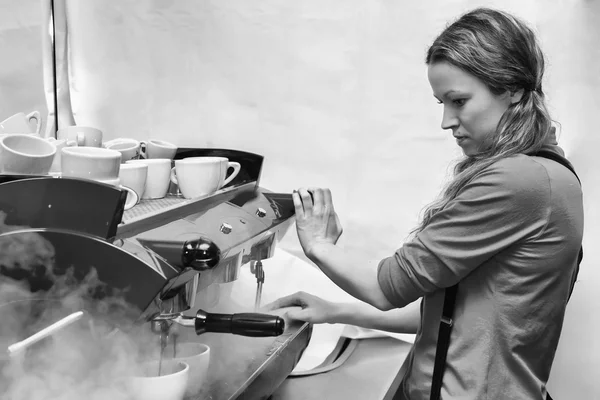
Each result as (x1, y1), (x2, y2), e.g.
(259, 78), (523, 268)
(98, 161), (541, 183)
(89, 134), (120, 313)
(118, 163), (148, 202)
(0, 111), (41, 135)
(170, 157), (241, 199)
(0, 134), (56, 175)
(61, 147), (121, 181)
(57, 126), (103, 148)
(172, 343), (210, 397)
(126, 159), (171, 199)
(104, 138), (141, 162)
(128, 360), (189, 400)
(140, 139), (177, 160)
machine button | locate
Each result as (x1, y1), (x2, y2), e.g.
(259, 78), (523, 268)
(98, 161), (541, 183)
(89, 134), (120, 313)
(220, 222), (233, 234)
(256, 208), (267, 218)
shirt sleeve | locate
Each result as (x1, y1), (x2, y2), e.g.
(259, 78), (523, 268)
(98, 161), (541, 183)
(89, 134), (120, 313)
(377, 157), (551, 308)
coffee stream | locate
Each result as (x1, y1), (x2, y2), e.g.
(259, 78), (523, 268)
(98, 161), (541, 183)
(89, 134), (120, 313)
(158, 323), (169, 376)
(157, 321), (179, 376)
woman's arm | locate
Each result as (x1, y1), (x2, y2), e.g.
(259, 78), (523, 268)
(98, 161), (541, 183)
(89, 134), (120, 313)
(294, 188), (394, 310)
(333, 298), (421, 334)
(307, 242), (395, 310)
(265, 292), (420, 334)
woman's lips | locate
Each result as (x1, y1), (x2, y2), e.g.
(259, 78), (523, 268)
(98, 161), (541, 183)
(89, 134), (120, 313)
(455, 136), (467, 145)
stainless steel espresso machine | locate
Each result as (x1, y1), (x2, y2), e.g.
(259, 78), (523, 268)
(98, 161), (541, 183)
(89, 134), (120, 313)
(0, 148), (311, 400)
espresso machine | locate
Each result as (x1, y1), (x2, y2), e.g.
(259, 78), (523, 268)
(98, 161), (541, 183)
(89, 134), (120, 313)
(0, 148), (311, 400)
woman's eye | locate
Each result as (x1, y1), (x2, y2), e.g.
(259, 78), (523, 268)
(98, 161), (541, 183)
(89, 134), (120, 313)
(453, 99), (466, 106)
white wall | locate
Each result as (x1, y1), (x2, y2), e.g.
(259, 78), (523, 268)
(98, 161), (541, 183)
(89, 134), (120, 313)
(537, 3), (600, 397)
(0, 0), (48, 133)
(1, 1), (598, 398)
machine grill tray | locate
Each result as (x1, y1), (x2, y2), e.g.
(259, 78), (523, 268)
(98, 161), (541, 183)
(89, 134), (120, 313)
(116, 182), (256, 240)
(122, 194), (186, 222)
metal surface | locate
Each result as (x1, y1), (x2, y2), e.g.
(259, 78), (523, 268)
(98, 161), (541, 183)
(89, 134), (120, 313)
(129, 186), (295, 324)
(0, 176), (128, 240)
(226, 322), (311, 400)
(116, 182), (257, 239)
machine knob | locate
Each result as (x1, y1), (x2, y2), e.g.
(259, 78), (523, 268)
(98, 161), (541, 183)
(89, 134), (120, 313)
(256, 208), (267, 218)
(182, 236), (221, 271)
(220, 222), (233, 234)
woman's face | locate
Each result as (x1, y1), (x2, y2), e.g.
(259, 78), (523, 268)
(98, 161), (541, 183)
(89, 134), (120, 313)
(427, 61), (517, 156)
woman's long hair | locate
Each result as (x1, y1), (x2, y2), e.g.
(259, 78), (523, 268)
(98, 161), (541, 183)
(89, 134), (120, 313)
(412, 8), (555, 235)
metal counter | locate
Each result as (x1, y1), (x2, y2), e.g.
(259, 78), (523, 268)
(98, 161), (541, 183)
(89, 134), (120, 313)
(272, 337), (411, 400)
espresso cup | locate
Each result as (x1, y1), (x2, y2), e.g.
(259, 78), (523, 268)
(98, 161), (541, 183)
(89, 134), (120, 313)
(128, 360), (189, 400)
(126, 159), (171, 199)
(61, 147), (121, 181)
(104, 138), (141, 162)
(0, 134), (56, 174)
(170, 157), (241, 199)
(118, 163), (148, 202)
(0, 111), (41, 135)
(57, 126), (103, 148)
(140, 139), (177, 160)
(172, 343), (210, 397)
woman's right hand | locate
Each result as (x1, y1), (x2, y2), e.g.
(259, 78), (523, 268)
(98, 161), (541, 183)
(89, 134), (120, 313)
(293, 188), (343, 259)
(263, 291), (340, 324)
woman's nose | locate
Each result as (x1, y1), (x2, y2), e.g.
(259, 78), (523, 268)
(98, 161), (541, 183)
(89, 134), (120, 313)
(441, 106), (459, 130)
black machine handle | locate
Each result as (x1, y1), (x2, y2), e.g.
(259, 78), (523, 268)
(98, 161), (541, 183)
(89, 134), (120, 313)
(194, 309), (285, 337)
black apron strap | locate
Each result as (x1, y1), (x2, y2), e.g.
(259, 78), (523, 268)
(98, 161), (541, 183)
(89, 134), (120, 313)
(534, 150), (580, 184)
(429, 284), (458, 400)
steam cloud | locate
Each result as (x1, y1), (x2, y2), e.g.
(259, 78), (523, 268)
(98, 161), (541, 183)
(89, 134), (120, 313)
(0, 212), (302, 399)
(0, 213), (160, 400)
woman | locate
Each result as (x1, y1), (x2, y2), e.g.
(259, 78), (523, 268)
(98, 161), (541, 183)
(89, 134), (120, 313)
(268, 8), (584, 400)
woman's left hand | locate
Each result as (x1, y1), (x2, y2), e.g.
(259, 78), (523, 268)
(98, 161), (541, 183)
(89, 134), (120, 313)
(262, 291), (340, 324)
(293, 187), (343, 258)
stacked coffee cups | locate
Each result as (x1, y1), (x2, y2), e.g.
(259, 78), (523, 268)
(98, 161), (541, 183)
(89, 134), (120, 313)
(56, 126), (140, 210)
(121, 139), (241, 201)
(0, 119), (242, 206)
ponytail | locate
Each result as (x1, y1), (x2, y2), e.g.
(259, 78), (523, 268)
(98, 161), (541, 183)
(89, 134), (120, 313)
(491, 89), (552, 156)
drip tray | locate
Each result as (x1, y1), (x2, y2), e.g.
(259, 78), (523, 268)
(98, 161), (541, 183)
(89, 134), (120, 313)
(170, 320), (311, 400)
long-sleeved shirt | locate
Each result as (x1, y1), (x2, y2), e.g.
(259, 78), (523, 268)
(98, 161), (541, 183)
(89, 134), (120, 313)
(378, 143), (583, 400)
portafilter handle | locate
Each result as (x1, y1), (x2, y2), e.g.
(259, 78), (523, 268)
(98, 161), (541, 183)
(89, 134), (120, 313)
(154, 309), (285, 337)
(194, 309), (285, 337)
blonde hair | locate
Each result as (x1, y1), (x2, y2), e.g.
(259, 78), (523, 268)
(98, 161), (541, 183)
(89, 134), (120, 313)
(412, 8), (554, 235)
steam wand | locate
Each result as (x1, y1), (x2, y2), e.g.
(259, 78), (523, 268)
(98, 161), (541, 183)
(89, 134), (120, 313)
(251, 260), (265, 311)
(7, 311), (85, 357)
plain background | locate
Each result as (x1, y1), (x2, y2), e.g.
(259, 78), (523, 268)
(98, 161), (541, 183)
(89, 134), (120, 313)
(0, 0), (598, 398)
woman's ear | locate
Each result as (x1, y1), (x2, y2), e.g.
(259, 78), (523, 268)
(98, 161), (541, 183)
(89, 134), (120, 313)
(509, 89), (525, 104)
